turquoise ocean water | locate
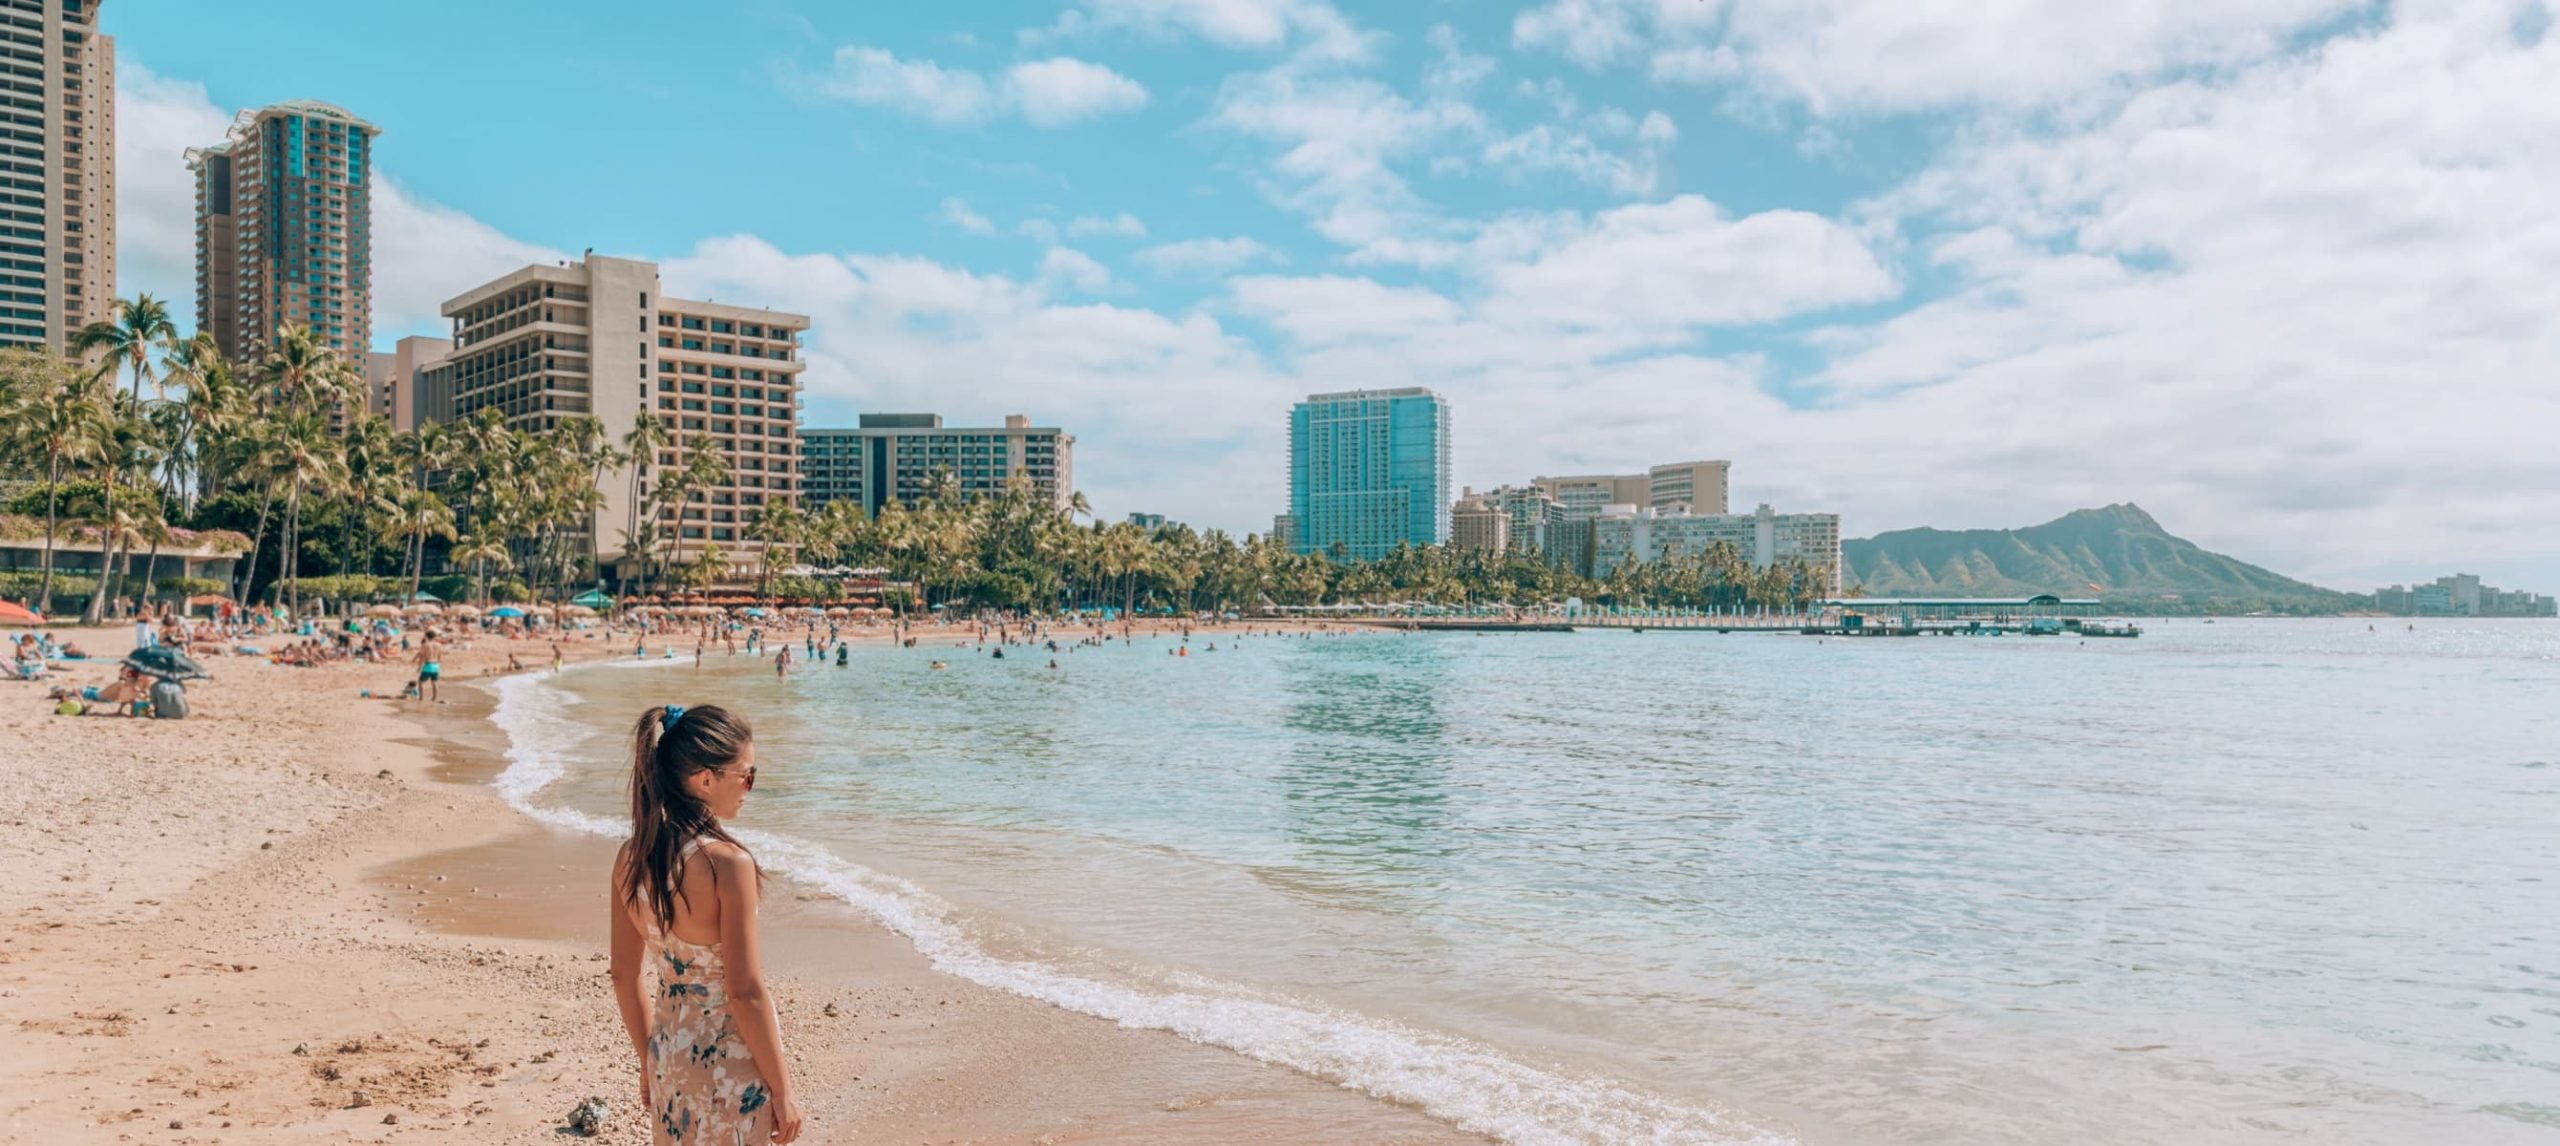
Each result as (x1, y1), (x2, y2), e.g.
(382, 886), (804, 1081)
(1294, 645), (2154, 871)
(493, 619), (2560, 1144)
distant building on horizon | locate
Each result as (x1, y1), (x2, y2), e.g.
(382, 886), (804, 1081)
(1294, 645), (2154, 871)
(365, 335), (450, 431)
(1533, 461), (1730, 518)
(409, 253), (809, 583)
(2374, 573), (2554, 617)
(1286, 388), (1451, 560)
(800, 413), (1073, 517)
(2, 0), (116, 352)
(188, 99), (378, 363)
(1590, 503), (1844, 593)
(1450, 489), (1509, 553)
(1127, 512), (1171, 531)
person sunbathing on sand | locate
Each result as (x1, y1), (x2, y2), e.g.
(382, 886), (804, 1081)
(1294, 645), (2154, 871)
(49, 666), (147, 716)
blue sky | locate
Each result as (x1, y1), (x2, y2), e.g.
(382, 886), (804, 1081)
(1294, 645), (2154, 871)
(109, 0), (2560, 592)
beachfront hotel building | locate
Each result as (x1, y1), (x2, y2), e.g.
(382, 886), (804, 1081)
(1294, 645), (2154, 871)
(365, 335), (451, 432)
(1589, 504), (1844, 592)
(1286, 388), (1452, 560)
(799, 414), (1075, 516)
(0, 0), (115, 350)
(186, 100), (377, 362)
(1534, 461), (1730, 518)
(409, 254), (808, 583)
(2373, 574), (2557, 617)
(1449, 490), (1510, 554)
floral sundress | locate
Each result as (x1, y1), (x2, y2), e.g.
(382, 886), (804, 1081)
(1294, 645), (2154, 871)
(646, 843), (775, 1144)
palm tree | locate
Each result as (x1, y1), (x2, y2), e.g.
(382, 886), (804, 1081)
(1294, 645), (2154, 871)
(269, 412), (348, 615)
(619, 409), (669, 592)
(71, 294), (177, 403)
(0, 349), (111, 614)
(158, 333), (243, 512)
(260, 323), (363, 416)
(65, 295), (178, 624)
(450, 527), (513, 606)
(377, 481), (457, 606)
(748, 502), (803, 600)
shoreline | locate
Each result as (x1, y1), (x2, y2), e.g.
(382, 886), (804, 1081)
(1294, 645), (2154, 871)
(2, 620), (1487, 1143)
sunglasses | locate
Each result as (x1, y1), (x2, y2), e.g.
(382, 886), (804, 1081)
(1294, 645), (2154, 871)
(721, 765), (757, 791)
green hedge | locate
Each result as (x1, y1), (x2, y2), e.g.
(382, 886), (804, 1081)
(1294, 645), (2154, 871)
(0, 570), (97, 603)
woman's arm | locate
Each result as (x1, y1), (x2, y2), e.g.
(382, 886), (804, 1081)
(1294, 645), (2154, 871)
(606, 847), (652, 1105)
(709, 844), (802, 1142)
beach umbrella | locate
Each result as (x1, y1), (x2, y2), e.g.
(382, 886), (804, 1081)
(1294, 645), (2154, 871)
(489, 606), (527, 618)
(123, 644), (209, 681)
(403, 602), (442, 615)
(824, 607), (849, 617)
(365, 603), (401, 618)
(740, 606), (770, 617)
(571, 589), (614, 608)
(403, 590), (443, 604)
(0, 601), (42, 626)
(562, 604), (598, 617)
(446, 604), (482, 619)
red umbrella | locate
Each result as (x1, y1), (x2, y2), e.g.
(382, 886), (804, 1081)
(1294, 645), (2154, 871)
(0, 601), (43, 626)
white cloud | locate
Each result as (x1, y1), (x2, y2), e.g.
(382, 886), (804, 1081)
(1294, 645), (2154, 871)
(113, 63), (234, 317)
(1788, 1), (2560, 583)
(1007, 57), (1151, 125)
(1482, 194), (1897, 332)
(1482, 108), (1679, 196)
(814, 45), (999, 125)
(1134, 236), (1284, 275)
(1041, 0), (1373, 61)
(1209, 67), (1482, 258)
(1514, 0), (2369, 116)
(1067, 212), (1149, 240)
(1038, 247), (1114, 292)
(813, 45), (1148, 126)
(940, 197), (998, 235)
(1231, 274), (1462, 342)
(116, 62), (561, 345)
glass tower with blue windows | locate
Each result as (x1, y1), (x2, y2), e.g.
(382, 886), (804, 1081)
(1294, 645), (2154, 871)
(1286, 388), (1452, 560)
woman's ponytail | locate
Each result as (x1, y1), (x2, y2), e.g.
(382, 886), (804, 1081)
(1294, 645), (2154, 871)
(619, 703), (754, 930)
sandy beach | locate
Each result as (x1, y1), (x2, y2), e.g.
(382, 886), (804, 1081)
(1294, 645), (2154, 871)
(0, 620), (1483, 1144)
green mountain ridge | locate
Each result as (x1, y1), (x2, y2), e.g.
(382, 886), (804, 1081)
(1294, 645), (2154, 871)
(1843, 504), (2356, 609)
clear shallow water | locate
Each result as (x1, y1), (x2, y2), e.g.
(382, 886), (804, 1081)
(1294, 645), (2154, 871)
(498, 620), (2560, 1144)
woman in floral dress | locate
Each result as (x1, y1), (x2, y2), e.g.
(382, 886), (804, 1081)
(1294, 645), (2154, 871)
(610, 704), (804, 1144)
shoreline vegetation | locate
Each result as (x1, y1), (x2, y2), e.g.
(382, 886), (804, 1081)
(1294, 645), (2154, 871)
(0, 616), (1491, 1142)
(0, 305), (1839, 629)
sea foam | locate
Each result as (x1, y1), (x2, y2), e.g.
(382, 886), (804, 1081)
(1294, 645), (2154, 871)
(486, 667), (1789, 1146)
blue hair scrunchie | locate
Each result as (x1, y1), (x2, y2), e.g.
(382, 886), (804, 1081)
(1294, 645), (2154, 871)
(662, 705), (686, 732)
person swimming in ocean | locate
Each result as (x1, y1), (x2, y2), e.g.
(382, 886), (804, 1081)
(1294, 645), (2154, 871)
(835, 644), (848, 667)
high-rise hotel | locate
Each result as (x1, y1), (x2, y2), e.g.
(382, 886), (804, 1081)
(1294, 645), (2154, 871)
(0, 0), (115, 349)
(800, 414), (1074, 515)
(1286, 388), (1452, 560)
(186, 100), (377, 360)
(392, 254), (809, 583)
